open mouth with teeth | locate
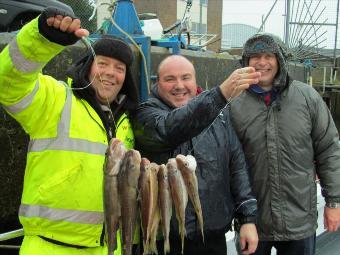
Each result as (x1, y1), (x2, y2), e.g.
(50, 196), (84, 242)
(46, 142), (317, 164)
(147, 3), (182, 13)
(171, 90), (189, 98)
(172, 92), (187, 97)
(256, 68), (271, 73)
(101, 80), (114, 87)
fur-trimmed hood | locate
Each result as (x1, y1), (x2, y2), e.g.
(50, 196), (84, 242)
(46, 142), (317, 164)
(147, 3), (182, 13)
(242, 33), (290, 92)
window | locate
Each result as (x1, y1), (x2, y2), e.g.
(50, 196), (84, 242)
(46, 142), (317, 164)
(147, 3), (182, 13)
(201, 0), (208, 6)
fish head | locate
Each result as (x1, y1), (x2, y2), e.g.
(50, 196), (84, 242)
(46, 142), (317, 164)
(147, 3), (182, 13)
(104, 138), (126, 175)
(149, 162), (160, 175)
(157, 164), (168, 179)
(139, 158), (151, 189)
(166, 158), (179, 176)
(120, 149), (142, 187)
(140, 158), (151, 172)
(175, 154), (197, 172)
(126, 149), (142, 164)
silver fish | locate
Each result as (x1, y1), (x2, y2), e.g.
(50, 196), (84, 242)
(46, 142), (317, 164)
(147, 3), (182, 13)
(176, 154), (204, 242)
(167, 158), (188, 254)
(104, 138), (126, 255)
(148, 163), (160, 255)
(118, 149), (141, 255)
(158, 164), (173, 254)
(138, 158), (152, 254)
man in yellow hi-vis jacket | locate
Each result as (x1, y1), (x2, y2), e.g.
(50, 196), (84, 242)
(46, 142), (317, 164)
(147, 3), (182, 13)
(0, 7), (140, 255)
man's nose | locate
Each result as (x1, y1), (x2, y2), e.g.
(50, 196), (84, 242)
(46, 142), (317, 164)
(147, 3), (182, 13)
(255, 56), (267, 66)
(104, 66), (115, 76)
(174, 78), (185, 88)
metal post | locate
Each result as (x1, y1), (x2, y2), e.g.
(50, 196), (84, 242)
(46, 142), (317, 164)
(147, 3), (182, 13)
(333, 0), (340, 69)
(323, 66), (327, 93)
(285, 0), (291, 46)
(105, 0), (151, 101)
(199, 0), (203, 34)
(258, 0), (279, 33)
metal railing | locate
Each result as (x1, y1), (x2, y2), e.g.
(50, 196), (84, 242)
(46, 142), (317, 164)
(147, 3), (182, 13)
(0, 228), (24, 250)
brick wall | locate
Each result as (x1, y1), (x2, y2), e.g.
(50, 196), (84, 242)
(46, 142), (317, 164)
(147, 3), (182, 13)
(134, 0), (177, 29)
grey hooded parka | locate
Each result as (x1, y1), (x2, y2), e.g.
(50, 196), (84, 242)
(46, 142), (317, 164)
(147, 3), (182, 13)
(230, 33), (340, 241)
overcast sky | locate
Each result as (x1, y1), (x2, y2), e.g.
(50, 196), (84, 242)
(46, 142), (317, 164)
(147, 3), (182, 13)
(222, 0), (339, 49)
(223, 0), (285, 37)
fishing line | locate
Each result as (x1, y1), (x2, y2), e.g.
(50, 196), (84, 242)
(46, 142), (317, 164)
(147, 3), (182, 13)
(188, 60), (243, 155)
(65, 36), (118, 131)
(187, 88), (239, 156)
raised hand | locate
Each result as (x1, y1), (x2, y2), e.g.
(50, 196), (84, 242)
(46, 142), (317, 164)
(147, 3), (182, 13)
(46, 14), (89, 38)
(219, 67), (261, 100)
(39, 7), (89, 45)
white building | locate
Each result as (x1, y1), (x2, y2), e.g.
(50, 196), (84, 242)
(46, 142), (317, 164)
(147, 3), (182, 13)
(221, 23), (258, 49)
(177, 0), (208, 34)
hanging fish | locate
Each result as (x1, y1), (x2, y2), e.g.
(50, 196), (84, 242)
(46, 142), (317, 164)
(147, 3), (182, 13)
(176, 154), (204, 242)
(118, 149), (141, 255)
(104, 138), (126, 255)
(167, 158), (188, 254)
(158, 164), (173, 254)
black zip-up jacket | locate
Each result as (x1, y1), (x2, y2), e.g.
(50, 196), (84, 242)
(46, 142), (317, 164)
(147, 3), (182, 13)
(133, 84), (257, 239)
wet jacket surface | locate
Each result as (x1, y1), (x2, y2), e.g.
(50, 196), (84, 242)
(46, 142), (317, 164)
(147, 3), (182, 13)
(133, 84), (257, 239)
(0, 17), (134, 249)
(230, 79), (340, 241)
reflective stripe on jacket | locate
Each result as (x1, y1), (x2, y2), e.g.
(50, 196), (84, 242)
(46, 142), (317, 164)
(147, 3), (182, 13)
(0, 17), (134, 248)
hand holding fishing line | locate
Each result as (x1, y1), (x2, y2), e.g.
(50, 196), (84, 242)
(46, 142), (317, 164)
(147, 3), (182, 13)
(42, 9), (99, 92)
(44, 8), (89, 38)
(219, 67), (261, 101)
(42, 9), (116, 124)
(42, 9), (100, 88)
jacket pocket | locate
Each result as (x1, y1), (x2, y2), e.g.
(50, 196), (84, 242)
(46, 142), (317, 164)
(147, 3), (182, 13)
(39, 164), (82, 208)
(282, 173), (313, 231)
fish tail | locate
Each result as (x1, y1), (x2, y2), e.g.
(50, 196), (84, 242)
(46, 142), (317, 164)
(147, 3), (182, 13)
(199, 214), (204, 243)
(180, 225), (186, 254)
(201, 229), (205, 243)
(164, 237), (170, 254)
(150, 241), (158, 255)
(143, 239), (151, 255)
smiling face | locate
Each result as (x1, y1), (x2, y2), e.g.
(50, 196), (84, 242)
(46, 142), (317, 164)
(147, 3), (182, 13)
(88, 55), (126, 105)
(249, 52), (278, 90)
(157, 56), (197, 108)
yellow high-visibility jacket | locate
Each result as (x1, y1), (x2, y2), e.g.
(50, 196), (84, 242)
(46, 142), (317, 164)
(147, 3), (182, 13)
(0, 17), (134, 249)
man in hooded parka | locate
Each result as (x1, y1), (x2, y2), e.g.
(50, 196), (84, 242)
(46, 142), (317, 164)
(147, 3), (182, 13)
(230, 33), (340, 255)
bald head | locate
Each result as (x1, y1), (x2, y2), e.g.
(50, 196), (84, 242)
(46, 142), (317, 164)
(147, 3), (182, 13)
(157, 55), (197, 108)
(157, 55), (196, 79)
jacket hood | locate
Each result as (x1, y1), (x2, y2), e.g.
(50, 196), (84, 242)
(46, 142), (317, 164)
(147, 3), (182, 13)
(66, 39), (139, 140)
(242, 33), (290, 92)
(67, 42), (139, 113)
